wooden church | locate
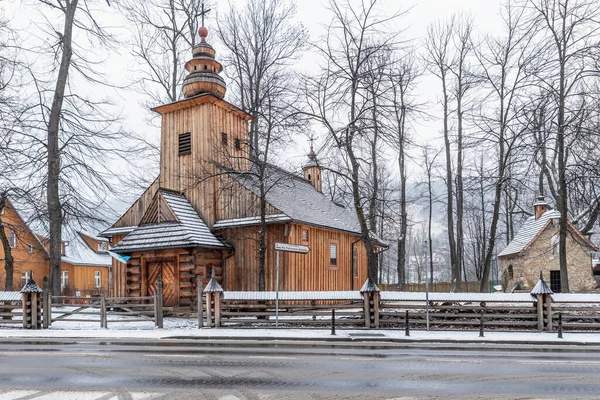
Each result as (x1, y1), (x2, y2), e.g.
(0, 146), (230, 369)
(100, 25), (378, 308)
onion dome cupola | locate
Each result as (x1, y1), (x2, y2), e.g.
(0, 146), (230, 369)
(303, 145), (322, 192)
(183, 26), (227, 99)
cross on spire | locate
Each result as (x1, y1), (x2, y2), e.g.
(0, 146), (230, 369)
(308, 134), (316, 151)
(200, 1), (211, 27)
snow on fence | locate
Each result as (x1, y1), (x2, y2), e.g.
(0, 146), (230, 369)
(0, 291), (23, 325)
(201, 278), (600, 332)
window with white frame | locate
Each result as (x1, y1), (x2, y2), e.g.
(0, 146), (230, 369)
(97, 241), (108, 252)
(95, 271), (101, 288)
(21, 271), (30, 287)
(9, 231), (16, 248)
(61, 271), (69, 291)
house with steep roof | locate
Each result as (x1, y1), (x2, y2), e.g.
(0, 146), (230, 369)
(499, 196), (599, 293)
(100, 25), (381, 308)
(0, 199), (110, 294)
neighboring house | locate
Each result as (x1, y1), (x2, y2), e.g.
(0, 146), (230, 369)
(60, 232), (111, 296)
(499, 196), (599, 293)
(100, 25), (382, 308)
(0, 199), (110, 294)
(0, 199), (50, 290)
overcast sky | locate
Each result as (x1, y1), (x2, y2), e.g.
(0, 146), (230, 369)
(3, 0), (507, 219)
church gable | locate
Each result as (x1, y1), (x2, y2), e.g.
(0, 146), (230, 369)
(139, 192), (179, 225)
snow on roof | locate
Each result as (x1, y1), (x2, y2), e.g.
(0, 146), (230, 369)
(20, 278), (42, 293)
(380, 292), (536, 303)
(234, 165), (372, 238)
(498, 210), (561, 257)
(62, 232), (111, 267)
(530, 275), (553, 295)
(213, 214), (292, 229)
(0, 291), (22, 301)
(551, 294), (600, 303)
(112, 190), (225, 253)
(99, 226), (135, 237)
(223, 291), (363, 301)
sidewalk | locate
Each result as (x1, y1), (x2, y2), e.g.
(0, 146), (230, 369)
(2, 317), (600, 346)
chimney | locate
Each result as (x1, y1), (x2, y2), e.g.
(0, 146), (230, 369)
(533, 195), (549, 220)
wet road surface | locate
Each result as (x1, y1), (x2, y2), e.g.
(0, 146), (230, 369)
(0, 338), (599, 399)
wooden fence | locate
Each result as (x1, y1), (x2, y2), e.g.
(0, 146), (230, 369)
(379, 281), (490, 292)
(200, 278), (600, 332)
(47, 284), (163, 329)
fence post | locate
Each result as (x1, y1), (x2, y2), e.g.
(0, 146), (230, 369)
(331, 309), (336, 335)
(405, 310), (410, 336)
(42, 276), (49, 329)
(536, 294), (544, 331)
(204, 278), (223, 328)
(20, 276), (43, 329)
(545, 294), (553, 331)
(360, 278), (380, 329)
(197, 277), (204, 329)
(558, 312), (563, 339)
(100, 295), (107, 329)
(156, 275), (164, 329)
(530, 272), (553, 331)
(479, 311), (485, 337)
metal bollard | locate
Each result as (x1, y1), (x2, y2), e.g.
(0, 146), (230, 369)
(331, 309), (336, 335)
(558, 312), (563, 339)
(479, 311), (484, 337)
(405, 310), (410, 337)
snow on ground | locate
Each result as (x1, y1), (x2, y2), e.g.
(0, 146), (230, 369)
(2, 306), (600, 344)
(1, 318), (600, 344)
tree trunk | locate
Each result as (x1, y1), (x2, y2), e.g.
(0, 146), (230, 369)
(0, 197), (14, 291)
(47, 0), (78, 296)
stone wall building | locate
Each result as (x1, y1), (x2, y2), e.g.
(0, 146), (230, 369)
(499, 196), (599, 293)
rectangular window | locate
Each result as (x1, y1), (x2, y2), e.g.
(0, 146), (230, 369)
(97, 241), (108, 252)
(302, 230), (308, 242)
(61, 271), (69, 291)
(235, 138), (241, 150)
(21, 271), (30, 287)
(352, 247), (358, 276)
(178, 132), (191, 155)
(9, 231), (16, 248)
(221, 132), (228, 146)
(28, 244), (33, 254)
(95, 271), (101, 288)
(330, 242), (338, 268)
(550, 270), (561, 293)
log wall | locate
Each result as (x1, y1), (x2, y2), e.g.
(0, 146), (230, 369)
(122, 247), (224, 309)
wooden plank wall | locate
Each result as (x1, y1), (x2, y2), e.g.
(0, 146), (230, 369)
(112, 179), (160, 228)
(159, 102), (249, 227)
(221, 223), (368, 292)
(60, 262), (109, 295)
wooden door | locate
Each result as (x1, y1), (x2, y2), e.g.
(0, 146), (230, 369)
(147, 259), (178, 307)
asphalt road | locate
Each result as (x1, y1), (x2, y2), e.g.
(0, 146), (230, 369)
(0, 338), (600, 399)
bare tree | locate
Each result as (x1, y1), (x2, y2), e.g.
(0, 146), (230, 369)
(528, 0), (600, 292)
(122, 0), (204, 107)
(213, 0), (304, 290)
(424, 17), (460, 290)
(302, 0), (402, 282)
(473, 0), (537, 292)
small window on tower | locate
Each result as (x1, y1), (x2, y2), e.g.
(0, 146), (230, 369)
(179, 132), (191, 155)
(302, 230), (308, 242)
(221, 132), (228, 146)
(235, 138), (241, 150)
